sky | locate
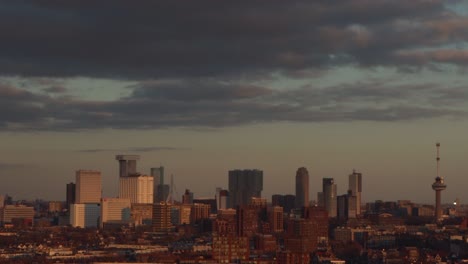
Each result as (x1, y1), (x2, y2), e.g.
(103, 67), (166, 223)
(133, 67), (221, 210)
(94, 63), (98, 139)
(1, 0), (468, 204)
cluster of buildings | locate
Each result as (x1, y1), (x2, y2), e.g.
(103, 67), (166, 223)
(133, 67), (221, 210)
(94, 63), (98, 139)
(1, 144), (467, 263)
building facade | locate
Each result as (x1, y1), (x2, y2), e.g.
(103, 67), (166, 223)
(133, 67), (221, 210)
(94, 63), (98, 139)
(348, 170), (362, 216)
(100, 198), (131, 228)
(119, 175), (154, 204)
(115, 155), (140, 177)
(152, 202), (172, 232)
(295, 167), (309, 208)
(151, 166), (164, 203)
(70, 203), (100, 228)
(228, 169), (263, 208)
(75, 170), (101, 204)
(323, 178), (337, 218)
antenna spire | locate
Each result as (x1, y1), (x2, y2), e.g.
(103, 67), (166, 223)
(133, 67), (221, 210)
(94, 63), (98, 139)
(436, 142), (440, 177)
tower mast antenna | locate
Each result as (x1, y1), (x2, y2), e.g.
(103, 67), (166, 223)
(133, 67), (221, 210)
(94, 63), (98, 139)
(436, 142), (440, 177)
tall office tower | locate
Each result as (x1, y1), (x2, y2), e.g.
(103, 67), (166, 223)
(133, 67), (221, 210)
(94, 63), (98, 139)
(66, 182), (76, 209)
(75, 170), (102, 204)
(348, 170), (362, 215)
(228, 169), (263, 208)
(70, 204), (101, 228)
(116, 155), (140, 177)
(119, 175), (154, 204)
(100, 198), (131, 228)
(283, 195), (296, 214)
(295, 167), (310, 208)
(268, 206), (284, 233)
(432, 143), (447, 221)
(322, 178), (337, 218)
(152, 202), (172, 232)
(182, 189), (194, 204)
(151, 166), (164, 203)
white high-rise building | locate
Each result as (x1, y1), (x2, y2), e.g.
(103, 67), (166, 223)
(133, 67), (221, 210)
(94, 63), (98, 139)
(120, 175), (154, 204)
(101, 198), (131, 228)
(348, 170), (362, 216)
(75, 170), (102, 204)
(70, 203), (100, 228)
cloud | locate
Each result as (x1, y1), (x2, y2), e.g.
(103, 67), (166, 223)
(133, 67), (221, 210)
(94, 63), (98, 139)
(0, 79), (466, 131)
(43, 86), (67, 94)
(0, 0), (465, 79)
(0, 162), (34, 170)
(77, 146), (189, 153)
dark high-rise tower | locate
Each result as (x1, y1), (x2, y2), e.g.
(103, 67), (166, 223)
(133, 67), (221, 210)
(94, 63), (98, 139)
(295, 167), (309, 208)
(228, 169), (263, 208)
(151, 166), (164, 203)
(116, 155), (140, 177)
(432, 143), (446, 221)
(322, 178), (337, 217)
(66, 182), (76, 209)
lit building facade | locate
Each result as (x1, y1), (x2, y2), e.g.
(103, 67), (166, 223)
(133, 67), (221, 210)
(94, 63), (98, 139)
(75, 170), (102, 204)
(268, 206), (284, 233)
(100, 198), (131, 228)
(70, 203), (100, 228)
(0, 205), (34, 225)
(152, 202), (172, 232)
(119, 175), (154, 204)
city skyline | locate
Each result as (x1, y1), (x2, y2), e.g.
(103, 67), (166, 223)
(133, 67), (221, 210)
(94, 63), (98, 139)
(1, 1), (468, 204)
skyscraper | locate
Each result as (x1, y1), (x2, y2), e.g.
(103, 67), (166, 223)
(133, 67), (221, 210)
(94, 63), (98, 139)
(322, 178), (337, 218)
(75, 170), (102, 204)
(151, 166), (164, 203)
(348, 170), (362, 215)
(228, 169), (263, 208)
(116, 155), (140, 177)
(66, 182), (76, 209)
(295, 167), (309, 208)
(119, 175), (154, 204)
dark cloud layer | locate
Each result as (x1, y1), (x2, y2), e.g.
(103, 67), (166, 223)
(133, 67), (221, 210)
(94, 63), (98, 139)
(0, 79), (466, 131)
(0, 1), (467, 130)
(0, 0), (466, 79)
